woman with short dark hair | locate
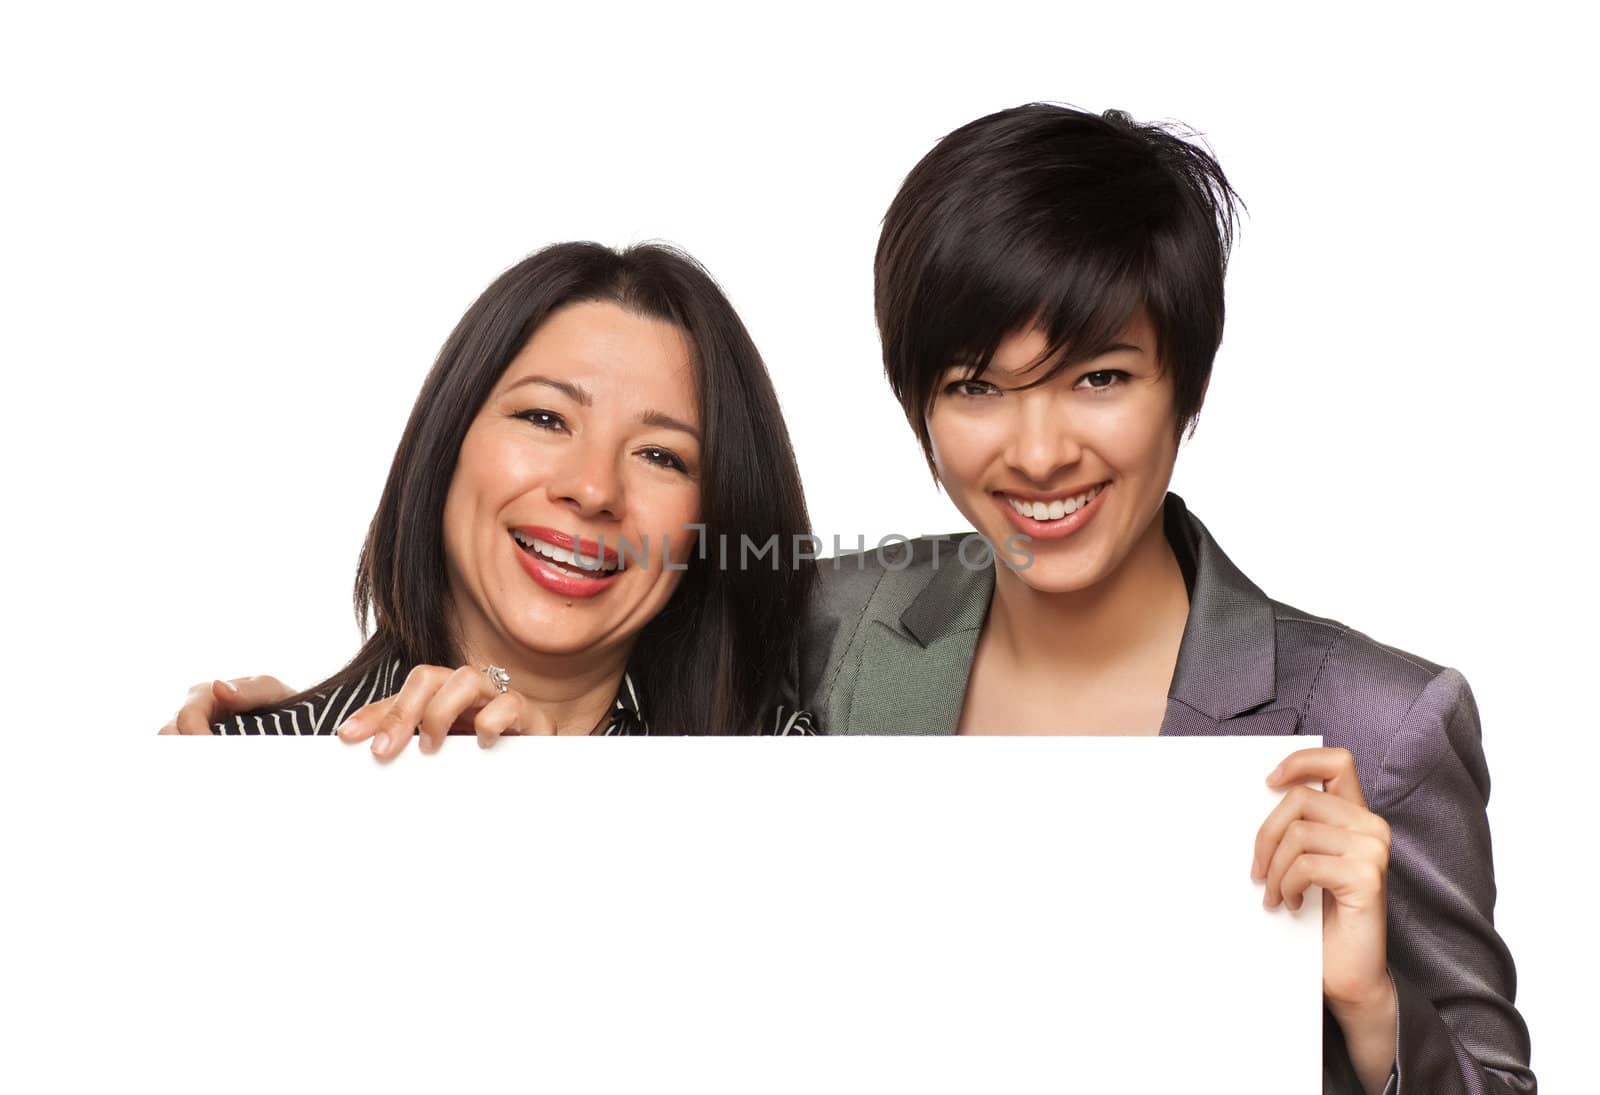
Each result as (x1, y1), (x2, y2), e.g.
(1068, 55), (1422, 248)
(164, 106), (1533, 1093)
(804, 104), (1534, 1093)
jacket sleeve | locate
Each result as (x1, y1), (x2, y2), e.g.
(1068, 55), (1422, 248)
(1366, 668), (1535, 1094)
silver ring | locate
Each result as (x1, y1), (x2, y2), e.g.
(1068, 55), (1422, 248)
(483, 665), (511, 694)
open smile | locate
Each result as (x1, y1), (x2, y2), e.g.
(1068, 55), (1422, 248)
(997, 482), (1110, 541)
(509, 525), (625, 599)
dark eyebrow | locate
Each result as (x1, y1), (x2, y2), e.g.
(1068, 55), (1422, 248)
(640, 410), (701, 442)
(502, 374), (592, 405)
(1031, 340), (1148, 377)
(1090, 341), (1145, 359)
(947, 340), (1150, 381)
(503, 375), (698, 441)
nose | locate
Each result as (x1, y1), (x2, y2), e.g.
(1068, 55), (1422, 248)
(1004, 391), (1082, 484)
(546, 437), (625, 522)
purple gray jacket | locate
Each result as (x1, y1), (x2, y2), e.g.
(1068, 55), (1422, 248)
(798, 492), (1535, 1094)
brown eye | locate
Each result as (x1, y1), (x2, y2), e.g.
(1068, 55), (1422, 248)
(1075, 370), (1128, 391)
(944, 379), (1001, 398)
(638, 446), (688, 474)
(514, 408), (567, 431)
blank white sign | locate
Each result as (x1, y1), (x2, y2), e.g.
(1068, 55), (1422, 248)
(4, 736), (1321, 1093)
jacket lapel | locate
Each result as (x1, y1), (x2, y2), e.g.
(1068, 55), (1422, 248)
(1161, 697), (1301, 737)
(845, 622), (982, 735)
(841, 551), (994, 736)
(1158, 496), (1299, 738)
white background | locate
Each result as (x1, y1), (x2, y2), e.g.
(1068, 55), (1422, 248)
(2, 1), (1593, 1088)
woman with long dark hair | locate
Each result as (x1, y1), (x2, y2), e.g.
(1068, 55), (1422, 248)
(170, 241), (814, 744)
(163, 108), (1533, 1093)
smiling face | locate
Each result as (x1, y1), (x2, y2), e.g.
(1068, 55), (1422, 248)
(442, 299), (703, 668)
(925, 309), (1181, 595)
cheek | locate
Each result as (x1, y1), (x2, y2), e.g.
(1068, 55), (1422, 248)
(927, 411), (994, 489)
(442, 429), (544, 569)
(453, 430), (544, 514)
(630, 480), (703, 567)
(1096, 400), (1179, 476)
(440, 478), (482, 590)
(440, 463), (475, 573)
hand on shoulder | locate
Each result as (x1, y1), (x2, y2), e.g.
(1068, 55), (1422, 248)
(157, 676), (295, 735)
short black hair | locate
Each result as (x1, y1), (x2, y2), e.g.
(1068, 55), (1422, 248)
(875, 103), (1242, 465)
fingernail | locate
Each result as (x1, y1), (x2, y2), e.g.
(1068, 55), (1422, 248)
(221, 679), (240, 693)
(1250, 857), (1263, 880)
(372, 732), (390, 755)
(1266, 764), (1284, 785)
(1288, 895), (1301, 912)
(337, 717), (360, 738)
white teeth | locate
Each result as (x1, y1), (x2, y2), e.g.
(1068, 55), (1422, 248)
(1007, 484), (1105, 522)
(510, 531), (621, 573)
(535, 540), (580, 566)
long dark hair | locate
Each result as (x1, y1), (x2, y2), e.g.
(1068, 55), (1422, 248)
(288, 242), (813, 733)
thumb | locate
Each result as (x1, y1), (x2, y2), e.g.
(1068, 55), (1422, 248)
(172, 675), (296, 734)
(214, 675), (295, 712)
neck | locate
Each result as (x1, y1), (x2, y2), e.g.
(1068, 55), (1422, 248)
(455, 630), (633, 736)
(987, 508), (1189, 672)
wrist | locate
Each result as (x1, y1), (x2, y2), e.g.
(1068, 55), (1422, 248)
(1327, 973), (1399, 1095)
(1326, 968), (1394, 1020)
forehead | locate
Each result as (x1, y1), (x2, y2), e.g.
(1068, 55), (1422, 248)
(987, 308), (1158, 378)
(501, 299), (699, 412)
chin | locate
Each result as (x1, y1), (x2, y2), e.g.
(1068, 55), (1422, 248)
(504, 621), (600, 657)
(1003, 555), (1110, 595)
(498, 598), (600, 640)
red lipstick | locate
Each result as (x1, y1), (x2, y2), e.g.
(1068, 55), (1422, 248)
(513, 527), (621, 566)
(510, 526), (623, 600)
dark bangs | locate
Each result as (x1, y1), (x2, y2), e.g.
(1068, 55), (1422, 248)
(875, 104), (1242, 466)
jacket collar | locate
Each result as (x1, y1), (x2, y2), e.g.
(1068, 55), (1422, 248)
(901, 544), (994, 647)
(1161, 495), (1279, 721)
(874, 494), (1281, 732)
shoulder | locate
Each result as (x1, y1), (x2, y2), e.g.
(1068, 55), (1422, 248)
(1269, 600), (1484, 809)
(804, 532), (980, 646)
(212, 692), (352, 736)
(212, 701), (327, 736)
(764, 704), (818, 736)
(1270, 600), (1444, 712)
(798, 533), (990, 727)
(211, 661), (403, 736)
(809, 532), (987, 622)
